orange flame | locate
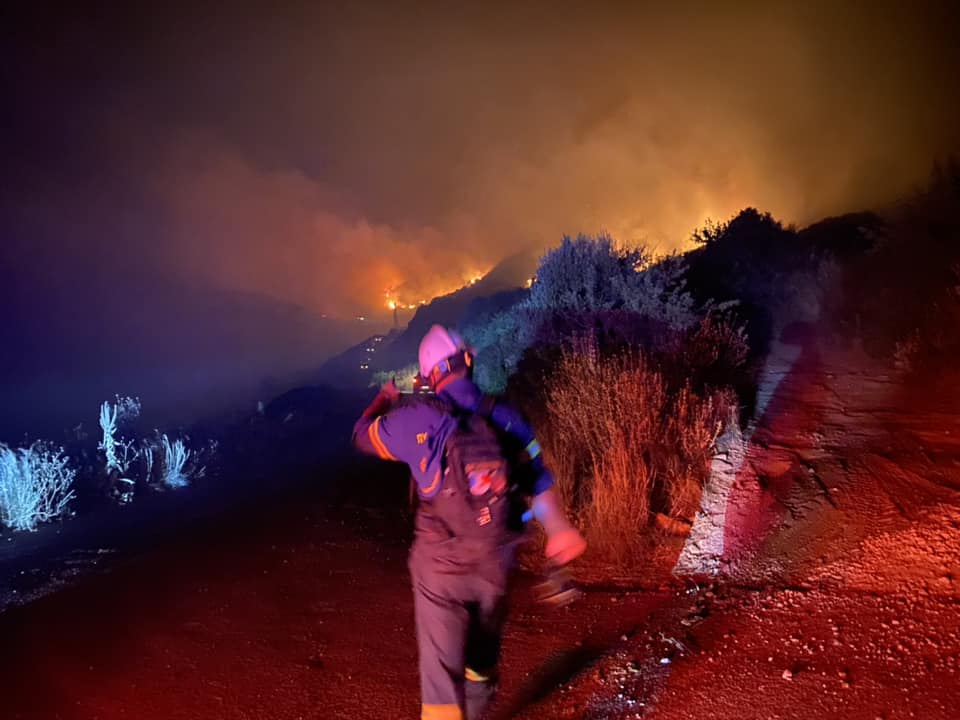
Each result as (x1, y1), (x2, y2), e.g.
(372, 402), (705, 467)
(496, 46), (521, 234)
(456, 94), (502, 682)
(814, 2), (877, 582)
(381, 267), (492, 313)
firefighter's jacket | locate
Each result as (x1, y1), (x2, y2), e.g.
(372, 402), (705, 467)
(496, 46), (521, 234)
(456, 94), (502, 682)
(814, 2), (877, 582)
(352, 376), (553, 500)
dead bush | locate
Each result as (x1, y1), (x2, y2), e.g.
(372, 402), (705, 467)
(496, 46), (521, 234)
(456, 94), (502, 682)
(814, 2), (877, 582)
(542, 344), (726, 566)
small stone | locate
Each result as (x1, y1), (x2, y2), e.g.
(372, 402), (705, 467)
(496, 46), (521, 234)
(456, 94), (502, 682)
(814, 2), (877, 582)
(782, 669), (793, 680)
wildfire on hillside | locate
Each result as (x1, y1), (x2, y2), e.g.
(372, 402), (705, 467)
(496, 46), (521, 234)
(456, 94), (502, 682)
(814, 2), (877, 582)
(382, 267), (490, 313)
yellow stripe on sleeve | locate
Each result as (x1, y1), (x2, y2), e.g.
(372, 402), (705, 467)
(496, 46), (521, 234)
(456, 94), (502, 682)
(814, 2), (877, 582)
(368, 417), (398, 461)
(421, 469), (441, 496)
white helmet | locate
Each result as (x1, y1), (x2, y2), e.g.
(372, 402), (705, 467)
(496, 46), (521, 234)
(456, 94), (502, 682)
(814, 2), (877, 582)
(418, 324), (467, 378)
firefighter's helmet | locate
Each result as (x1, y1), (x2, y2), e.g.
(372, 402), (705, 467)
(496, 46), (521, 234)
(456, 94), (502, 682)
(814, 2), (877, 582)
(418, 324), (472, 388)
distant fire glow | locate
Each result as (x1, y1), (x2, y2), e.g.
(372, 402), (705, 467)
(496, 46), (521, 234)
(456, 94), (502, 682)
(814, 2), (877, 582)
(382, 268), (491, 315)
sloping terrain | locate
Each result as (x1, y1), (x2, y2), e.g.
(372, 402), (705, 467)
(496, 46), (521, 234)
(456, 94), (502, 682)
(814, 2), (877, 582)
(0, 335), (957, 719)
(517, 338), (960, 719)
(317, 250), (536, 387)
(0, 270), (375, 442)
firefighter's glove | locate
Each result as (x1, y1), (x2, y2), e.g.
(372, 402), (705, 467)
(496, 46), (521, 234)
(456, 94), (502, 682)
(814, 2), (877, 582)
(379, 378), (401, 402)
(546, 528), (587, 567)
(532, 489), (587, 566)
(361, 379), (400, 419)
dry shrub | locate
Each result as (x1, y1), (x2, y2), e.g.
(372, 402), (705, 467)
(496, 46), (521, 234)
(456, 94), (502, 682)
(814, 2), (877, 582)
(670, 312), (751, 389)
(542, 342), (726, 565)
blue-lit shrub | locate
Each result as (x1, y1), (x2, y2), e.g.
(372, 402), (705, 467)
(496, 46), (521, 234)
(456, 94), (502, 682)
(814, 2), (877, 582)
(160, 435), (191, 489)
(99, 401), (120, 472)
(0, 442), (76, 532)
(98, 395), (144, 503)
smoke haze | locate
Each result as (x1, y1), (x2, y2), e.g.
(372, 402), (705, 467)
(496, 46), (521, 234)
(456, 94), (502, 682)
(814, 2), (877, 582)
(6, 2), (960, 315)
(2, 1), (959, 432)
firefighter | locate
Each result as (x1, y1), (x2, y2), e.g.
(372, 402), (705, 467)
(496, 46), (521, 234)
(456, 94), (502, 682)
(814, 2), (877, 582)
(352, 324), (586, 720)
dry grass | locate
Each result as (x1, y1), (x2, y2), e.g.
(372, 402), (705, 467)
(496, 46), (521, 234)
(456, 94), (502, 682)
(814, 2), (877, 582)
(541, 342), (727, 566)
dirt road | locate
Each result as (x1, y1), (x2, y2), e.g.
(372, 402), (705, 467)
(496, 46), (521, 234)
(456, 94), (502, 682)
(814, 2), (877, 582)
(517, 341), (960, 720)
(1, 340), (958, 719)
(0, 491), (671, 719)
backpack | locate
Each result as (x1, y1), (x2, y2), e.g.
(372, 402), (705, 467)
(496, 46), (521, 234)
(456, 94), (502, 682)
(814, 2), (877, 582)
(417, 397), (522, 555)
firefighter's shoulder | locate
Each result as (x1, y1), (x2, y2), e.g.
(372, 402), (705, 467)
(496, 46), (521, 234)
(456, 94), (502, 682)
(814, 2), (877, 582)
(375, 395), (452, 455)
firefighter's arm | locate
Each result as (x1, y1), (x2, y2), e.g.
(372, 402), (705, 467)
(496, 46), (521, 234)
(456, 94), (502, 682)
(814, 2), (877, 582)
(352, 381), (402, 460)
(531, 487), (587, 566)
(487, 401), (554, 494)
(485, 398), (585, 563)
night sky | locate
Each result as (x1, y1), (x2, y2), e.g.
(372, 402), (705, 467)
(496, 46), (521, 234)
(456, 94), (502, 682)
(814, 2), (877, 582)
(2, 1), (959, 433)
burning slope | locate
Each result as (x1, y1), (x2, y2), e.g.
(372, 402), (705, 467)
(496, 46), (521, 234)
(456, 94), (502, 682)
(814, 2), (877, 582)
(317, 250), (537, 385)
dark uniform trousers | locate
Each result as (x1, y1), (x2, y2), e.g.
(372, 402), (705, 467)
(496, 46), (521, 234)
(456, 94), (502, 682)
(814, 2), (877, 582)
(409, 541), (513, 720)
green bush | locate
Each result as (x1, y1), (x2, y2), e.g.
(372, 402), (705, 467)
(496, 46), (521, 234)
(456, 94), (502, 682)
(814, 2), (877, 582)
(464, 233), (700, 393)
(370, 363), (420, 392)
